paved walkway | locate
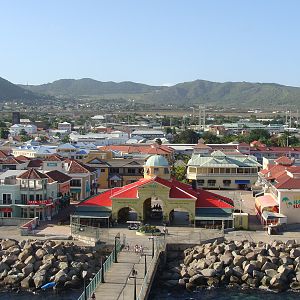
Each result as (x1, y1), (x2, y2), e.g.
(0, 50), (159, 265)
(94, 250), (150, 300)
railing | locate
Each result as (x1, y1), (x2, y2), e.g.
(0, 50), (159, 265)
(77, 237), (122, 300)
(137, 237), (166, 300)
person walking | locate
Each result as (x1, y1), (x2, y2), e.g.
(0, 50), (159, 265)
(91, 292), (96, 300)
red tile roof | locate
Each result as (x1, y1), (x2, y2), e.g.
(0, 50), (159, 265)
(0, 157), (24, 165)
(78, 176), (234, 209)
(15, 155), (31, 161)
(46, 170), (72, 183)
(67, 159), (96, 174)
(44, 154), (64, 161)
(17, 168), (48, 179)
(27, 159), (43, 168)
(0, 150), (10, 159)
(99, 144), (173, 155)
(274, 156), (294, 166)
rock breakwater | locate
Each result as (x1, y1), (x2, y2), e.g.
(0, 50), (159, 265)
(160, 239), (300, 292)
(0, 238), (105, 292)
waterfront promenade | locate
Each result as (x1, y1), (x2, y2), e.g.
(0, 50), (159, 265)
(94, 250), (148, 300)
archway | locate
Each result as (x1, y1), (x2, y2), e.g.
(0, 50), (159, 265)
(143, 197), (164, 224)
(169, 208), (190, 226)
(117, 207), (138, 223)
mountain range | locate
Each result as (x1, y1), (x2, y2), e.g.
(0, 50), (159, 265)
(1, 76), (300, 107)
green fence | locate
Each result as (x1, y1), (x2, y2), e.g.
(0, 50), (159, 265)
(137, 237), (166, 300)
(77, 236), (122, 300)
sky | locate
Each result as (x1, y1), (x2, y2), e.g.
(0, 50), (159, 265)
(1, 0), (300, 86)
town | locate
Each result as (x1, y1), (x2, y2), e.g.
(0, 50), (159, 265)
(1, 106), (300, 298)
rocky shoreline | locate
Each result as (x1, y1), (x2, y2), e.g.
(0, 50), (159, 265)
(0, 239), (106, 292)
(159, 239), (300, 293)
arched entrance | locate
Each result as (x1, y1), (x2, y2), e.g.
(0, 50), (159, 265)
(143, 197), (164, 224)
(169, 208), (190, 226)
(117, 207), (138, 223)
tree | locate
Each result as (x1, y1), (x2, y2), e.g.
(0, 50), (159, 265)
(0, 128), (9, 139)
(173, 129), (199, 144)
(201, 132), (220, 144)
(61, 135), (70, 143)
(172, 165), (187, 182)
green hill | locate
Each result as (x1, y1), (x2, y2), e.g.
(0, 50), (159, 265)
(20, 78), (165, 97)
(144, 80), (300, 106)
(0, 77), (37, 101)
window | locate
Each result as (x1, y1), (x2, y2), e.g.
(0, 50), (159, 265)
(164, 168), (169, 174)
(189, 167), (196, 173)
(225, 168), (231, 174)
(207, 180), (216, 187)
(47, 163), (57, 167)
(70, 179), (81, 187)
(244, 168), (250, 174)
(127, 168), (136, 174)
(197, 179), (205, 186)
(29, 194), (34, 201)
(223, 180), (231, 187)
(36, 194), (43, 200)
(2, 194), (12, 204)
(110, 168), (119, 174)
(21, 194), (27, 204)
(220, 168), (225, 174)
(154, 168), (159, 174)
(100, 168), (106, 173)
(3, 212), (11, 218)
(237, 168), (244, 174)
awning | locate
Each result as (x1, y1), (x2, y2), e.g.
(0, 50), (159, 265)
(73, 211), (111, 219)
(195, 214), (233, 221)
(235, 180), (250, 184)
(109, 175), (122, 181)
(262, 211), (287, 222)
(255, 194), (278, 213)
(70, 188), (81, 193)
(0, 207), (12, 212)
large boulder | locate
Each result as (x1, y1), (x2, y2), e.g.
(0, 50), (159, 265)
(33, 272), (46, 288)
(4, 274), (23, 285)
(24, 255), (36, 265)
(290, 248), (300, 259)
(261, 261), (278, 271)
(18, 250), (31, 262)
(189, 273), (206, 285)
(233, 255), (246, 267)
(53, 270), (69, 283)
(201, 268), (216, 277)
(1, 239), (18, 250)
(0, 261), (10, 273)
(22, 263), (34, 277)
(183, 253), (193, 266)
(2, 254), (18, 266)
(35, 248), (46, 260)
(20, 274), (33, 289)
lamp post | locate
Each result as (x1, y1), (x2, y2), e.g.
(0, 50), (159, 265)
(82, 270), (88, 300)
(141, 254), (147, 277)
(129, 266), (138, 300)
(114, 235), (120, 263)
(149, 236), (155, 258)
(100, 256), (105, 283)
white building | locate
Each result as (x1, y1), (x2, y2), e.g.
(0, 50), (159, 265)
(58, 122), (72, 133)
(131, 130), (165, 139)
(69, 131), (129, 146)
(9, 124), (37, 137)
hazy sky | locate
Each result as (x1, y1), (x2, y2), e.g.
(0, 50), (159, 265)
(1, 0), (300, 86)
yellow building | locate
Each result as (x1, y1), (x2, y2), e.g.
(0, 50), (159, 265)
(75, 155), (235, 228)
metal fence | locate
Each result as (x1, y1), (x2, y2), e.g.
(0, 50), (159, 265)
(137, 237), (166, 300)
(77, 235), (123, 300)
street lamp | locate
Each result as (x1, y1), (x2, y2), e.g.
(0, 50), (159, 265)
(129, 266), (138, 300)
(82, 270), (88, 300)
(141, 254), (147, 277)
(114, 235), (120, 263)
(148, 236), (155, 258)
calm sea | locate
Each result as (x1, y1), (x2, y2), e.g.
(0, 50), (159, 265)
(0, 290), (81, 300)
(149, 287), (300, 300)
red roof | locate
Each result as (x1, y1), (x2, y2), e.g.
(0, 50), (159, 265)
(78, 176), (234, 209)
(17, 168), (48, 180)
(99, 144), (173, 155)
(274, 156), (294, 166)
(15, 155), (31, 161)
(44, 154), (64, 161)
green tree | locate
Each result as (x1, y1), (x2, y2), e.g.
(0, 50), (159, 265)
(0, 128), (9, 139)
(201, 131), (220, 144)
(173, 129), (199, 144)
(172, 165), (187, 182)
(61, 135), (70, 143)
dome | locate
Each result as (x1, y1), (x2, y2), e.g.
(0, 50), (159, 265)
(145, 155), (169, 167)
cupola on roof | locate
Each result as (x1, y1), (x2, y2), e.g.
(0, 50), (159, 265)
(145, 155), (169, 167)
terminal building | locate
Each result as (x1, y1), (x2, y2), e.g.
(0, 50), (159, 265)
(73, 155), (235, 229)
